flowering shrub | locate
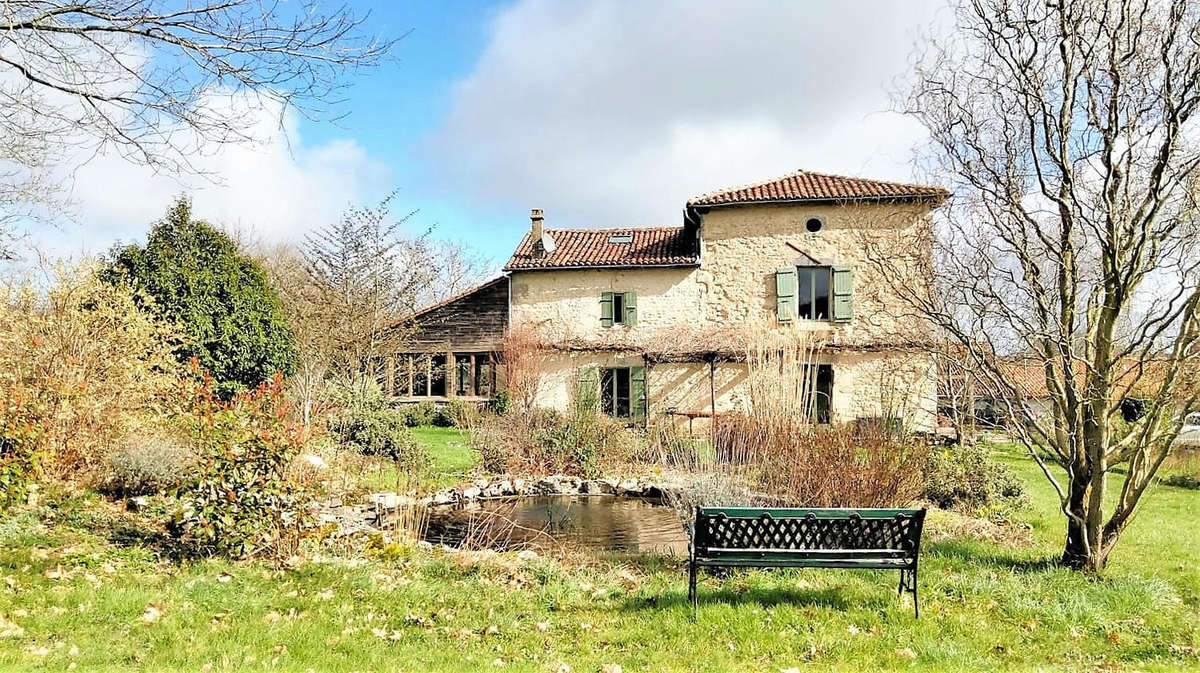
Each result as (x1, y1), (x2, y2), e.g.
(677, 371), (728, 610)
(0, 390), (48, 509)
(174, 367), (314, 557)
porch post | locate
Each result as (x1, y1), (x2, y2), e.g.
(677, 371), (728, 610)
(468, 354), (477, 397)
(447, 351), (456, 398)
(709, 356), (717, 448)
(384, 356), (395, 396)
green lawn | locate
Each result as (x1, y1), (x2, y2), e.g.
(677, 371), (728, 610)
(412, 426), (478, 476)
(1, 447), (1199, 672)
(354, 426), (478, 493)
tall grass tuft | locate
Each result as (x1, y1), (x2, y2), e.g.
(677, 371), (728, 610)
(663, 314), (928, 514)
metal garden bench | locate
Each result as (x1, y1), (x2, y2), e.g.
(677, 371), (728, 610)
(688, 507), (926, 618)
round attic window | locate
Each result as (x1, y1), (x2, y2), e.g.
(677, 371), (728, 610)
(805, 217), (824, 233)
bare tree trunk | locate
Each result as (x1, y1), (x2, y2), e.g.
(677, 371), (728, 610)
(859, 0), (1200, 571)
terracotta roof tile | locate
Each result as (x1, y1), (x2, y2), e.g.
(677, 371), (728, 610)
(688, 169), (949, 207)
(504, 227), (699, 271)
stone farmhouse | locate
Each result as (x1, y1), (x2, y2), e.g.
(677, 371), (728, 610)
(384, 170), (949, 433)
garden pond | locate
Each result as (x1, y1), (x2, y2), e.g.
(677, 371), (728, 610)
(421, 494), (690, 555)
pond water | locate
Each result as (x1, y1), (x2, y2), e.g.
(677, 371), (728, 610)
(422, 495), (690, 556)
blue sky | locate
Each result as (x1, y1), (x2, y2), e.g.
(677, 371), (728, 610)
(29, 0), (947, 271)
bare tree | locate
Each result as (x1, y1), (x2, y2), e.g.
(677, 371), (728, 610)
(301, 195), (423, 400)
(869, 0), (1200, 571)
(0, 1), (393, 246)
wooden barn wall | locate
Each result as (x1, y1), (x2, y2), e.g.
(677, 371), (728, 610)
(404, 277), (508, 352)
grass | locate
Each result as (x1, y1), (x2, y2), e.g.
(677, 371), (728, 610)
(352, 426), (478, 493)
(1, 445), (1199, 672)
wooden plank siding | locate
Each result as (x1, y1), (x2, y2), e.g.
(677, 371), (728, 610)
(404, 276), (508, 352)
(385, 276), (508, 401)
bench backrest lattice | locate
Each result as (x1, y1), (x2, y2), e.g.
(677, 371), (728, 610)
(694, 507), (924, 562)
(687, 507), (927, 617)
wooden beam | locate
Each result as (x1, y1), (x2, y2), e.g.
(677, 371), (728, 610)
(468, 353), (477, 397)
(447, 351), (456, 398)
(384, 356), (395, 396)
(709, 357), (717, 448)
(425, 354), (432, 398)
(642, 354), (651, 429)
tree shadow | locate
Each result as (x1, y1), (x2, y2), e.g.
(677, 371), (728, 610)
(621, 580), (866, 613)
(926, 539), (1060, 573)
(106, 520), (202, 563)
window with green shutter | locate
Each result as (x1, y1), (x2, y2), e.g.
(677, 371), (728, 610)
(775, 268), (796, 322)
(601, 291), (638, 327)
(778, 266), (854, 323)
(630, 366), (646, 422)
(576, 365), (599, 412)
(600, 292), (614, 327)
(596, 367), (645, 420)
(831, 266), (853, 322)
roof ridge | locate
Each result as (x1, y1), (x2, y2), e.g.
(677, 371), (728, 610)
(687, 168), (948, 206)
(686, 168), (809, 204)
(406, 275), (506, 320)
(795, 169), (945, 191)
(537, 225), (685, 234)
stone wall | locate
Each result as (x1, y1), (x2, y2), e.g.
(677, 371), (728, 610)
(695, 201), (932, 345)
(509, 266), (703, 343)
(529, 349), (936, 432)
(508, 199), (937, 427)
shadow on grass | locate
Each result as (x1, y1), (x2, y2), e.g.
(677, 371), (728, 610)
(926, 539), (1059, 573)
(106, 520), (203, 563)
(619, 568), (892, 611)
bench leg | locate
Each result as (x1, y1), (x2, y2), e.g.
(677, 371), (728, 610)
(898, 568), (919, 619)
(688, 561), (698, 618)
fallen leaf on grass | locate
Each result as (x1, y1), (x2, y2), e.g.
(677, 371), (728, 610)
(316, 589), (335, 601)
(846, 625), (860, 635)
(27, 645), (51, 656)
(781, 668), (801, 673)
(0, 615), (25, 638)
(141, 603), (163, 624)
(895, 647), (917, 660)
(1106, 632), (1122, 643)
(549, 662), (570, 673)
(535, 621), (550, 632)
(600, 665), (622, 673)
(43, 566), (66, 580)
(217, 572), (233, 583)
(493, 658), (505, 667)
(263, 611), (282, 624)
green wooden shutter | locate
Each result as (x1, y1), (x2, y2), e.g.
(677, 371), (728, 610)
(631, 366), (646, 422)
(775, 268), (796, 323)
(832, 266), (853, 322)
(600, 292), (614, 327)
(624, 291), (637, 326)
(577, 366), (599, 412)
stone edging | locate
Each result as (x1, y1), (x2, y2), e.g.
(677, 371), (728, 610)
(316, 475), (679, 538)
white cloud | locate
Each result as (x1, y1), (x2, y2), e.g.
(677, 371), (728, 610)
(427, 0), (946, 229)
(23, 93), (389, 259)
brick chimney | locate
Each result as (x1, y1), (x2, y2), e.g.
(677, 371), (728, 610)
(530, 208), (544, 241)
